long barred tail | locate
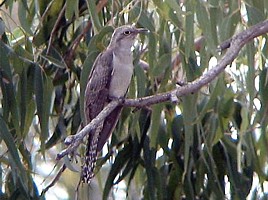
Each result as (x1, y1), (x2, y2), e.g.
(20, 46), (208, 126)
(82, 125), (102, 183)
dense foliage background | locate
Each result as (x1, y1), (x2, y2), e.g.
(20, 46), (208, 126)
(0, 0), (268, 199)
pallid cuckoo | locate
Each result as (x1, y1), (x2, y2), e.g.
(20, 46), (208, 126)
(82, 25), (147, 183)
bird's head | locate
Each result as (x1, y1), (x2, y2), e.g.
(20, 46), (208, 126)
(109, 25), (147, 50)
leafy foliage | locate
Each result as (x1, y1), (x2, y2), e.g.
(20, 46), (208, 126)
(0, 0), (268, 199)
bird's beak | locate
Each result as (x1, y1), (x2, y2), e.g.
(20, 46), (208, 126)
(136, 28), (149, 34)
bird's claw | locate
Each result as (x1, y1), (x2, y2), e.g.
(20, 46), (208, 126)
(64, 135), (75, 145)
(109, 96), (125, 104)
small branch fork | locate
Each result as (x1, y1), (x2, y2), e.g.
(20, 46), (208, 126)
(55, 18), (268, 171)
(56, 100), (120, 160)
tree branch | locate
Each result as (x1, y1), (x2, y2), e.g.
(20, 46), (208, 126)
(56, 100), (120, 160)
(46, 2), (66, 55)
(124, 19), (268, 107)
(57, 19), (268, 161)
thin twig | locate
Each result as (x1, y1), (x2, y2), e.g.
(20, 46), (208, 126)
(64, 20), (92, 66)
(46, 3), (67, 55)
(41, 164), (66, 196)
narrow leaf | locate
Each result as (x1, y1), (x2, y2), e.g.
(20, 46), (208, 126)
(0, 116), (27, 182)
(34, 65), (54, 153)
(103, 144), (132, 199)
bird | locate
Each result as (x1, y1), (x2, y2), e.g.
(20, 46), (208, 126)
(82, 25), (147, 183)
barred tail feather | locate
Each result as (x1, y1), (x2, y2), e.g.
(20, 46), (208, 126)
(82, 125), (102, 183)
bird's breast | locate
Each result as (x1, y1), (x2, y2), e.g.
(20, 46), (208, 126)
(109, 52), (134, 98)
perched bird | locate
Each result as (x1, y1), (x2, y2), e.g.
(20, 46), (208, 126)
(82, 25), (147, 183)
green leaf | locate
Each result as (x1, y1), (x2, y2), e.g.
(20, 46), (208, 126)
(209, 0), (219, 42)
(245, 2), (266, 25)
(0, 41), (13, 80)
(86, 0), (102, 32)
(185, 0), (194, 58)
(171, 115), (184, 151)
(259, 68), (268, 109)
(136, 9), (156, 32)
(22, 64), (36, 137)
(0, 116), (27, 183)
(153, 53), (171, 77)
(181, 93), (198, 180)
(147, 32), (157, 77)
(45, 115), (65, 149)
(149, 104), (163, 148)
(40, 54), (66, 69)
(134, 65), (146, 98)
(34, 65), (54, 153)
(0, 42), (20, 137)
(246, 41), (256, 110)
(65, 0), (79, 21)
(103, 144), (132, 199)
(165, 0), (183, 17)
(18, 68), (27, 136)
(0, 78), (21, 139)
(114, 156), (136, 184)
(198, 77), (222, 117)
(18, 1), (33, 35)
(196, 1), (217, 53)
(143, 136), (156, 200)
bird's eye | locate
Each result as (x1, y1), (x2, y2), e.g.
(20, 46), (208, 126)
(123, 30), (131, 35)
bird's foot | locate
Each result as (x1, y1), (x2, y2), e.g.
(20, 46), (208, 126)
(109, 96), (125, 104)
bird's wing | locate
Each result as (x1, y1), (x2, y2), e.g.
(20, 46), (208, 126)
(83, 49), (113, 183)
(84, 49), (124, 152)
(97, 106), (123, 152)
(84, 49), (113, 123)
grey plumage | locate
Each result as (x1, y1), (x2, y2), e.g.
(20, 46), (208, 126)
(82, 25), (146, 183)
(0, 17), (5, 38)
